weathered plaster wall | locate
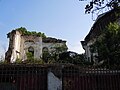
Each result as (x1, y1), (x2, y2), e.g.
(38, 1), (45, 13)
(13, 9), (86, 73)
(83, 39), (96, 62)
(10, 31), (21, 62)
(20, 35), (42, 60)
(48, 71), (62, 90)
(7, 31), (43, 62)
(6, 30), (67, 63)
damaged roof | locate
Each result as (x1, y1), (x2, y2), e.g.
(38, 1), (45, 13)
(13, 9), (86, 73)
(84, 8), (120, 42)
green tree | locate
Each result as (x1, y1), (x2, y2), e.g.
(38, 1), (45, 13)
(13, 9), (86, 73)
(58, 51), (86, 65)
(42, 50), (51, 63)
(41, 44), (68, 63)
(91, 22), (120, 67)
(49, 44), (68, 62)
(26, 52), (34, 62)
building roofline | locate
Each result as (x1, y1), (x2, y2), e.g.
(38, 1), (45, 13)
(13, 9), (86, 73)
(84, 8), (120, 42)
(43, 37), (66, 43)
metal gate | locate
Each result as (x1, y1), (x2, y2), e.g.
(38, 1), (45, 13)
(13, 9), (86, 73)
(62, 66), (120, 90)
(0, 64), (47, 90)
(0, 64), (120, 90)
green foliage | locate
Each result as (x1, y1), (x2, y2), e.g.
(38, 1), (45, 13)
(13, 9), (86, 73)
(26, 52), (34, 61)
(58, 51), (86, 65)
(42, 51), (51, 63)
(41, 44), (68, 63)
(25, 52), (45, 64)
(50, 44), (68, 62)
(47, 59), (56, 64)
(25, 58), (45, 64)
(107, 22), (119, 34)
(13, 53), (45, 64)
(51, 44), (68, 54)
(91, 22), (120, 67)
(15, 58), (23, 64)
(15, 27), (46, 38)
(41, 45), (86, 65)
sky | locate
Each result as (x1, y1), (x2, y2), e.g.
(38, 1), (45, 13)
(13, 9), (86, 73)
(0, 0), (94, 57)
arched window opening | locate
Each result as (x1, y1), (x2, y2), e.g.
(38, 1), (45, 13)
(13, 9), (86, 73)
(42, 47), (49, 52)
(42, 47), (49, 63)
(28, 46), (34, 57)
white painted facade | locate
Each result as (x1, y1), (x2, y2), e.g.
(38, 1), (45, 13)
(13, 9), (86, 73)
(11, 31), (21, 62)
(82, 40), (95, 62)
(9, 31), (43, 62)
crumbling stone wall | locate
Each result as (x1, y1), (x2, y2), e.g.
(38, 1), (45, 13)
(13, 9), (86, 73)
(5, 30), (21, 62)
(5, 29), (67, 63)
(20, 35), (42, 60)
(5, 30), (43, 63)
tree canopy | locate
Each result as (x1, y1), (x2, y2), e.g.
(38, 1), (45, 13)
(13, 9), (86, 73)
(90, 22), (120, 67)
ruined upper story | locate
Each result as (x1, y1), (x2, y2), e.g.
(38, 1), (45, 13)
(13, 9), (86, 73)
(5, 27), (67, 63)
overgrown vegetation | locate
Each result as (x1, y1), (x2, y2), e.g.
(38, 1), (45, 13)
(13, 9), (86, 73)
(58, 51), (86, 65)
(4, 27), (87, 65)
(23, 52), (45, 64)
(90, 22), (120, 67)
(41, 44), (88, 65)
(0, 43), (87, 65)
(42, 44), (68, 63)
(16, 27), (46, 38)
(13, 52), (45, 64)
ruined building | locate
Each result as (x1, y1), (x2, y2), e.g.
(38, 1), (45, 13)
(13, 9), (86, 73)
(5, 28), (67, 63)
(81, 8), (120, 63)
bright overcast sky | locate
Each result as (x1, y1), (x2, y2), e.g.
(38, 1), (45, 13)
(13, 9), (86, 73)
(0, 0), (94, 56)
